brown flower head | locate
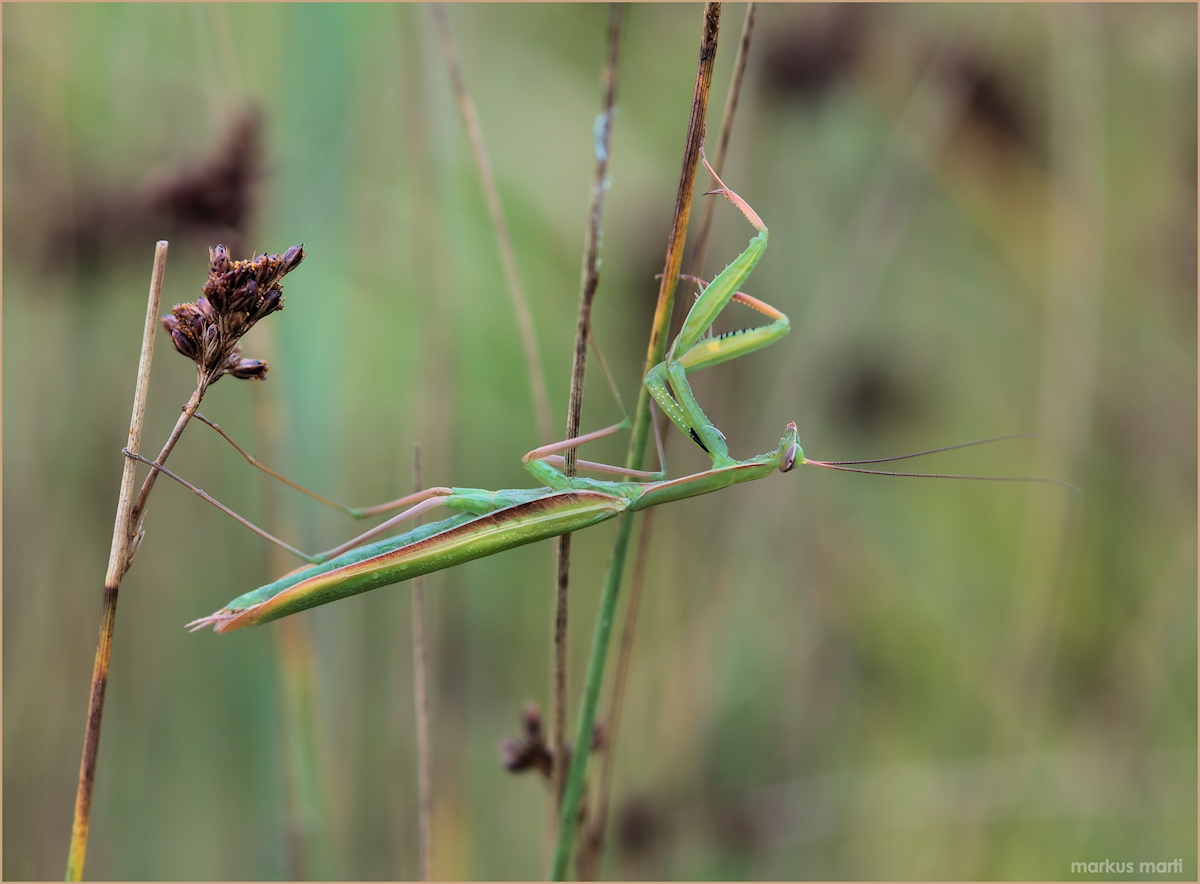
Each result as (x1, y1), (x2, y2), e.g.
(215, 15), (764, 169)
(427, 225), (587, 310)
(162, 244), (303, 383)
(500, 703), (554, 778)
(499, 702), (606, 780)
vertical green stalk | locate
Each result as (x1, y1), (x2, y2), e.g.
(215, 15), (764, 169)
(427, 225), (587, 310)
(272, 616), (336, 880)
(550, 5), (723, 878)
(251, 376), (335, 881)
(410, 443), (433, 881)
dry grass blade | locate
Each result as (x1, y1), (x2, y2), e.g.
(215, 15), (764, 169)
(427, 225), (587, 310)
(67, 241), (168, 882)
(250, 367), (334, 880)
(430, 3), (554, 445)
(552, 1), (627, 820)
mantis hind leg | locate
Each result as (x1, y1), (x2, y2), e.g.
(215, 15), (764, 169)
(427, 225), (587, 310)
(122, 447), (456, 564)
(194, 412), (449, 520)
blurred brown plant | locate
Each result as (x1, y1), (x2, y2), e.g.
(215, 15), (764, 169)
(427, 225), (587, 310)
(52, 112), (263, 271)
(761, 5), (868, 102)
(500, 702), (606, 781)
(501, 703), (555, 778)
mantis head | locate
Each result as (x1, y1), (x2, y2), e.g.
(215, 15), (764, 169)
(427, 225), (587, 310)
(780, 422), (801, 472)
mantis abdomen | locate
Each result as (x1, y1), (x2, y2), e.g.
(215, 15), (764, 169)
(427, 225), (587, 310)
(203, 490), (628, 632)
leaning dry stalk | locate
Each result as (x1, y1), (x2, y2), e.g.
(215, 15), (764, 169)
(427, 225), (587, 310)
(66, 241), (304, 881)
(67, 241), (168, 882)
(686, 2), (757, 281)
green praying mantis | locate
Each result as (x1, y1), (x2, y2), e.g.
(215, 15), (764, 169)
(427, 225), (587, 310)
(129, 155), (1070, 634)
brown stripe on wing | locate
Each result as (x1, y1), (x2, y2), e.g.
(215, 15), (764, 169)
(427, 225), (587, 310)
(213, 490), (625, 633)
(334, 489), (624, 574)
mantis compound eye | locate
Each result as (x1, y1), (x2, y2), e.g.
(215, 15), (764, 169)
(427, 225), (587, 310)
(780, 441), (799, 473)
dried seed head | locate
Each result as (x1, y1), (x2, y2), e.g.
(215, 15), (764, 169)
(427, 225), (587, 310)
(500, 702), (555, 778)
(164, 243), (304, 383)
(523, 702), (544, 741)
(227, 355), (269, 380)
(162, 313), (198, 360)
(226, 277), (257, 314)
(249, 285), (282, 323)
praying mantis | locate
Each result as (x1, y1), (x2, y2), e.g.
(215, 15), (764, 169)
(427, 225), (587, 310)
(129, 149), (1070, 633)
(132, 154), (1070, 636)
(131, 157), (803, 633)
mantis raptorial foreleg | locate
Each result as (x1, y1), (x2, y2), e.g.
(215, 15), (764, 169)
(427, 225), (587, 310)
(645, 151), (790, 467)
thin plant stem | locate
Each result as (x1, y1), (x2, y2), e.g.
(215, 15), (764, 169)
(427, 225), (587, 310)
(552, 1), (626, 820)
(579, 8), (759, 874)
(575, 505), (654, 881)
(430, 3), (554, 445)
(67, 241), (169, 882)
(249, 359), (334, 880)
(128, 381), (209, 534)
(686, 2), (757, 281)
(411, 442), (433, 881)
(550, 6), (722, 879)
(273, 615), (335, 879)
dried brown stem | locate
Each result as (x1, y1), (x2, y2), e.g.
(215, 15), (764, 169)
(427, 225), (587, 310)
(431, 3), (554, 445)
(647, 4), (724, 360)
(70, 240), (300, 878)
(686, 2), (757, 281)
(67, 241), (169, 882)
(411, 442), (433, 881)
(552, 1), (627, 819)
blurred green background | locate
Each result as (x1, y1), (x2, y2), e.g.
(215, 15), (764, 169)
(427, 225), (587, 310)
(4, 3), (1195, 880)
